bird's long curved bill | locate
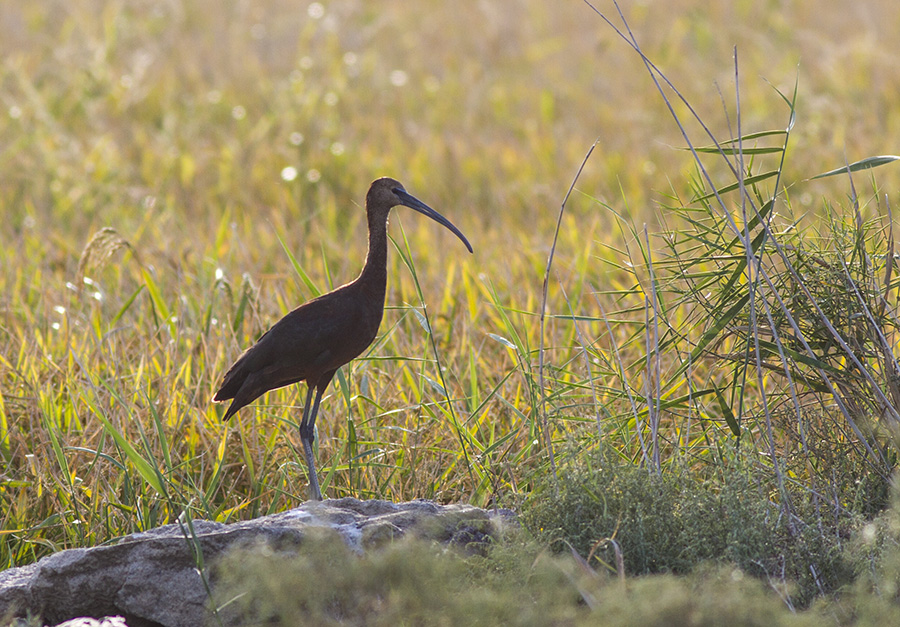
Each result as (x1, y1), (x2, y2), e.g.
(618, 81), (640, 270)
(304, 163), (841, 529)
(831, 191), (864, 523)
(394, 188), (474, 253)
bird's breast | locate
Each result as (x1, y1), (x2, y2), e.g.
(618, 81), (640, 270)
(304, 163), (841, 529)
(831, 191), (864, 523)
(315, 284), (384, 366)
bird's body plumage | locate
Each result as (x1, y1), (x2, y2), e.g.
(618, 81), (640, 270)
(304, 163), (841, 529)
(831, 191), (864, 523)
(213, 177), (472, 500)
(215, 277), (385, 420)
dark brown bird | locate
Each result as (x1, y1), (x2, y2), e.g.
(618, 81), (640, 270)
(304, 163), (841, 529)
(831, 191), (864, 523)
(214, 177), (472, 501)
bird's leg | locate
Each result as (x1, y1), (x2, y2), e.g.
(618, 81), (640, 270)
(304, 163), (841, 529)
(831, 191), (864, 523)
(299, 383), (326, 501)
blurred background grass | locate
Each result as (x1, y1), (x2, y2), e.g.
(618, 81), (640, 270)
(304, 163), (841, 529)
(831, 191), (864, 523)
(1, 0), (900, 598)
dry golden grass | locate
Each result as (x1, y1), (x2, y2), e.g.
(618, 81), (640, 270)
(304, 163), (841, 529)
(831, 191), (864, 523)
(1, 0), (900, 571)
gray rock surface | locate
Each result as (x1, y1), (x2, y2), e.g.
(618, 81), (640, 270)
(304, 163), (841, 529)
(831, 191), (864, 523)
(0, 498), (514, 627)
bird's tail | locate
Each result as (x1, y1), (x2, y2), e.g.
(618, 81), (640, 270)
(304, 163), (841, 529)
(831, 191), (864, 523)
(213, 356), (250, 420)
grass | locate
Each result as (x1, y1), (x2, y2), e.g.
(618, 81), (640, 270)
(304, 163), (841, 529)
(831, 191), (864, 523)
(2, 0), (900, 623)
(211, 528), (825, 627)
(210, 479), (900, 625)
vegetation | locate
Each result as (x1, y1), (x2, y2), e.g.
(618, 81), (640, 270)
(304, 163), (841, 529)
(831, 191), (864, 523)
(211, 483), (900, 626)
(2, 0), (900, 624)
(212, 529), (824, 627)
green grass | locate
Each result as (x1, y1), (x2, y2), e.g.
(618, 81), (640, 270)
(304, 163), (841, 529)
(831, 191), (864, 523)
(2, 0), (900, 623)
(212, 478), (900, 625)
(212, 529), (825, 627)
(524, 455), (857, 609)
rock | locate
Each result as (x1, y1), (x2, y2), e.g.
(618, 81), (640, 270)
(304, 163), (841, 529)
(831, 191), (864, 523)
(0, 499), (515, 627)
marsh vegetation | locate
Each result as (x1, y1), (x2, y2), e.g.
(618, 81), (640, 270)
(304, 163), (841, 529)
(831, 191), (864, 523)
(2, 1), (900, 624)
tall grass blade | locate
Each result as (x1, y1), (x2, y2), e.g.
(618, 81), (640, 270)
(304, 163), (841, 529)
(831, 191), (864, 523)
(811, 155), (900, 180)
(276, 230), (321, 298)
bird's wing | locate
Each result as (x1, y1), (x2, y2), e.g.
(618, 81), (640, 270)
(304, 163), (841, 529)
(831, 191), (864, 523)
(214, 284), (381, 408)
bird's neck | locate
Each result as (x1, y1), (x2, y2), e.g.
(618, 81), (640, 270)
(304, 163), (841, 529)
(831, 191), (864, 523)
(357, 212), (389, 301)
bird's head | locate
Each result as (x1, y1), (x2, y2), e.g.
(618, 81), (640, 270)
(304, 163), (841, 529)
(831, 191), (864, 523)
(366, 177), (473, 253)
